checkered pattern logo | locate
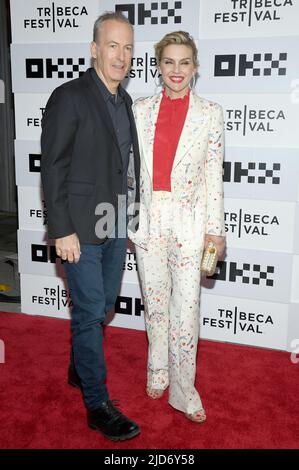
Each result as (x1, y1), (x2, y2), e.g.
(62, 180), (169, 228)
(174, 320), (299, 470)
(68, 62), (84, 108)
(116, 1), (182, 25)
(229, 263), (274, 286)
(212, 261), (274, 286)
(26, 58), (86, 79)
(241, 53), (287, 76)
(215, 53), (287, 77)
(223, 162), (281, 184)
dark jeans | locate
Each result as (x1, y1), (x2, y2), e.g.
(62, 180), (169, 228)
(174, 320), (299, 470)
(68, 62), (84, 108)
(64, 236), (127, 410)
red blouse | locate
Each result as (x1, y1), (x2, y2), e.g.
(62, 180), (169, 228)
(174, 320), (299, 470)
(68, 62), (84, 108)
(153, 88), (190, 191)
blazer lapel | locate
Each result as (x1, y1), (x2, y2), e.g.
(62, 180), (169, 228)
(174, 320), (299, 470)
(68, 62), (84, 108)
(84, 69), (120, 151)
(124, 94), (139, 156)
(172, 91), (205, 170)
(141, 93), (163, 181)
(138, 91), (206, 179)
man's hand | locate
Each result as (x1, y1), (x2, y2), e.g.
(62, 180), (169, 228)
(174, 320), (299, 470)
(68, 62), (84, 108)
(204, 234), (226, 257)
(55, 233), (81, 263)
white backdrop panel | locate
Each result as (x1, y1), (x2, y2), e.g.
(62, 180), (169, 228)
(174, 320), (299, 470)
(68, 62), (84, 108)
(18, 229), (141, 284)
(11, 43), (91, 93)
(197, 36), (298, 94)
(10, 0), (101, 43)
(14, 93), (50, 140)
(12, 41), (192, 96)
(294, 204), (299, 254)
(201, 246), (293, 303)
(223, 147), (299, 201)
(123, 41), (158, 96)
(122, 243), (139, 284)
(20, 92), (299, 147)
(200, 293), (288, 350)
(18, 186), (46, 231)
(107, 281), (144, 330)
(15, 143), (299, 201)
(20, 273), (71, 319)
(15, 140), (42, 187)
(224, 198), (295, 252)
(291, 255), (299, 303)
(199, 0), (299, 38)
(200, 93), (299, 148)
(99, 0), (200, 41)
(20, 274), (145, 330)
(18, 229), (65, 278)
(18, 228), (293, 304)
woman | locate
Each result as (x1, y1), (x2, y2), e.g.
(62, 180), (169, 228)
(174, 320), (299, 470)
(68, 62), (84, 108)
(129, 31), (225, 423)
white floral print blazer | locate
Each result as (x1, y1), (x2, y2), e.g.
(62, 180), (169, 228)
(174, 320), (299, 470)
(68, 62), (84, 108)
(129, 90), (225, 258)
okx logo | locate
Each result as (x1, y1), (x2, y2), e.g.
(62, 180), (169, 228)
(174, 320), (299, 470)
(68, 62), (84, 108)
(215, 53), (287, 77)
(26, 58), (85, 79)
(211, 260), (274, 286)
(116, 1), (182, 25)
(223, 161), (281, 184)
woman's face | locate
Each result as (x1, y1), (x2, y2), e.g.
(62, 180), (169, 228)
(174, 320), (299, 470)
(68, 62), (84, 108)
(159, 44), (196, 99)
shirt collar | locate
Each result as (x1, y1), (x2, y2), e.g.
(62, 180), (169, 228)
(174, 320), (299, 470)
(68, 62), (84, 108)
(91, 67), (125, 104)
(162, 87), (190, 105)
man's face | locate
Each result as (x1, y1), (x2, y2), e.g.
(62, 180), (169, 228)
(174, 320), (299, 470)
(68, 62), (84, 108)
(91, 19), (133, 92)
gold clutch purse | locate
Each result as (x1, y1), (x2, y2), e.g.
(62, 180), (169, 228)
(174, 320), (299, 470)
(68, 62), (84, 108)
(201, 242), (218, 276)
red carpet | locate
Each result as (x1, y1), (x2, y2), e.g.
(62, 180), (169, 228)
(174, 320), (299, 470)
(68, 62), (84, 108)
(0, 311), (298, 449)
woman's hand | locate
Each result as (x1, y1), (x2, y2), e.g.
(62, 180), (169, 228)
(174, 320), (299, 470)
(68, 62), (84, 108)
(204, 234), (226, 257)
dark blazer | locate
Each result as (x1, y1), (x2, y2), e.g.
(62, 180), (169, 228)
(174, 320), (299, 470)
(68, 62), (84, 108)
(41, 67), (140, 244)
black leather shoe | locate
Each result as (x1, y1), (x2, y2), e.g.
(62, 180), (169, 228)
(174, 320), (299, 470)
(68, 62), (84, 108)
(68, 366), (82, 389)
(87, 400), (140, 441)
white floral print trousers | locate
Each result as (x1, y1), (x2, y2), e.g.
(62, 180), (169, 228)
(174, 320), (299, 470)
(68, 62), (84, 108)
(135, 191), (204, 414)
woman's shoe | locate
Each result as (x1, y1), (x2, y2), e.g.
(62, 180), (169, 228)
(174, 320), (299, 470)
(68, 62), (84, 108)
(146, 388), (164, 399)
(185, 409), (206, 423)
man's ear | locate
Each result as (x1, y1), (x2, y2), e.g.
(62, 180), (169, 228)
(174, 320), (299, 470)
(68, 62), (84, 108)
(90, 41), (97, 60)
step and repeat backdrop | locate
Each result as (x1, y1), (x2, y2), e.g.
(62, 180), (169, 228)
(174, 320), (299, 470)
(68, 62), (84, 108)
(10, 0), (299, 351)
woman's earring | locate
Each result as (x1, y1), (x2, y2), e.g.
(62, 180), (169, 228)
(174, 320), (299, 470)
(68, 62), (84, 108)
(154, 72), (164, 93)
(189, 74), (196, 90)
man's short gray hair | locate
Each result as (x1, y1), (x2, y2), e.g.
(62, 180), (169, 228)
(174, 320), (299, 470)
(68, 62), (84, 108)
(93, 11), (133, 43)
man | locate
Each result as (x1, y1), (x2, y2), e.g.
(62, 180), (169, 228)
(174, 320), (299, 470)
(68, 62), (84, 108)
(41, 12), (140, 441)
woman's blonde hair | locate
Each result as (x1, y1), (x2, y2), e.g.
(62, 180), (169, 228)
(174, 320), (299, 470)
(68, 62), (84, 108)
(154, 31), (199, 67)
